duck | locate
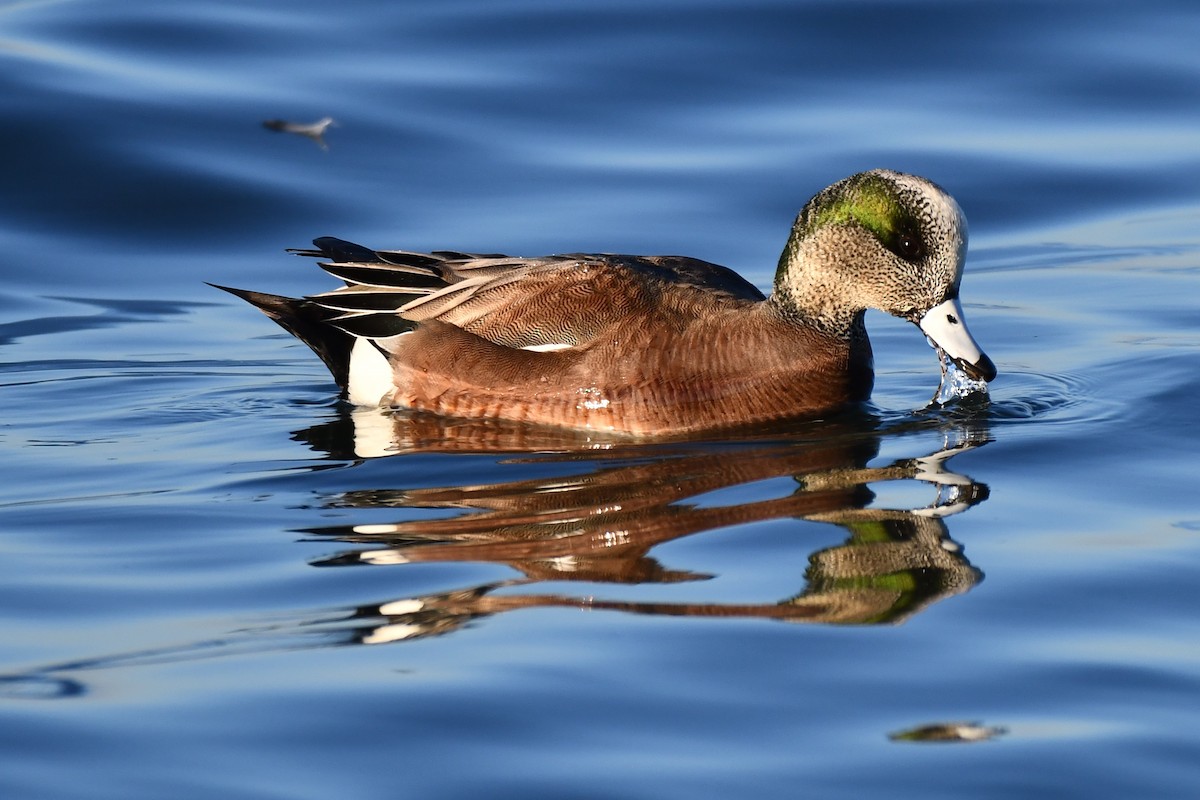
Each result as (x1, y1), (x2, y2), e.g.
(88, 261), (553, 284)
(215, 169), (995, 436)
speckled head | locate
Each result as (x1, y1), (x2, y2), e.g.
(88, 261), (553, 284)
(772, 169), (995, 382)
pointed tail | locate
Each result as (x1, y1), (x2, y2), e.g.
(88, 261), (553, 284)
(209, 283), (354, 395)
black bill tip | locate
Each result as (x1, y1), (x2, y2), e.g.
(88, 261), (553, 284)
(958, 352), (997, 383)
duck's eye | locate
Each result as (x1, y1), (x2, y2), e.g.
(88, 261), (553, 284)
(892, 224), (926, 262)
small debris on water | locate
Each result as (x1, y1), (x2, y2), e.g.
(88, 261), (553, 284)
(262, 116), (336, 149)
(889, 721), (1006, 743)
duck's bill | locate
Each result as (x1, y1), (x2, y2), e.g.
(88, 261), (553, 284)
(918, 297), (997, 382)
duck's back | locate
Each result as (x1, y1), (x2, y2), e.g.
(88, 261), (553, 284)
(303, 240), (767, 353)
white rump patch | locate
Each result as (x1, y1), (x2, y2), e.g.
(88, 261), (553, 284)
(347, 336), (396, 406)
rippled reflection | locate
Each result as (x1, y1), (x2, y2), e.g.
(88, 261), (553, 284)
(297, 409), (991, 642)
(2, 408), (992, 696)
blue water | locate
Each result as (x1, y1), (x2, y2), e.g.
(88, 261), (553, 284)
(3, 0), (1200, 797)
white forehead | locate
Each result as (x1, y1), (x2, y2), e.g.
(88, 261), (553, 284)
(884, 170), (967, 236)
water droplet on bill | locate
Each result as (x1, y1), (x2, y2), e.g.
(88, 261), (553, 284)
(928, 338), (990, 406)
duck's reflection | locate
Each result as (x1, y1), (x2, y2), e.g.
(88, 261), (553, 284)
(1, 407), (992, 698)
(295, 408), (990, 643)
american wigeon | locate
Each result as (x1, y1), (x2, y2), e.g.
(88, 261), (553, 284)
(217, 169), (995, 436)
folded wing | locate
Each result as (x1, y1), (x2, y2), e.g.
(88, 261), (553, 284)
(299, 237), (766, 351)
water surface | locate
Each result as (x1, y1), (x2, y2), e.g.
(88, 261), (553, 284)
(2, 1), (1199, 798)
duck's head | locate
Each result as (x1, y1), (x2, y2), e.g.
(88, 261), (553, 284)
(772, 169), (996, 383)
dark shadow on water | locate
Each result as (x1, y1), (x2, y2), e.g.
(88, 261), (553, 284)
(0, 296), (214, 346)
(0, 405), (992, 698)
